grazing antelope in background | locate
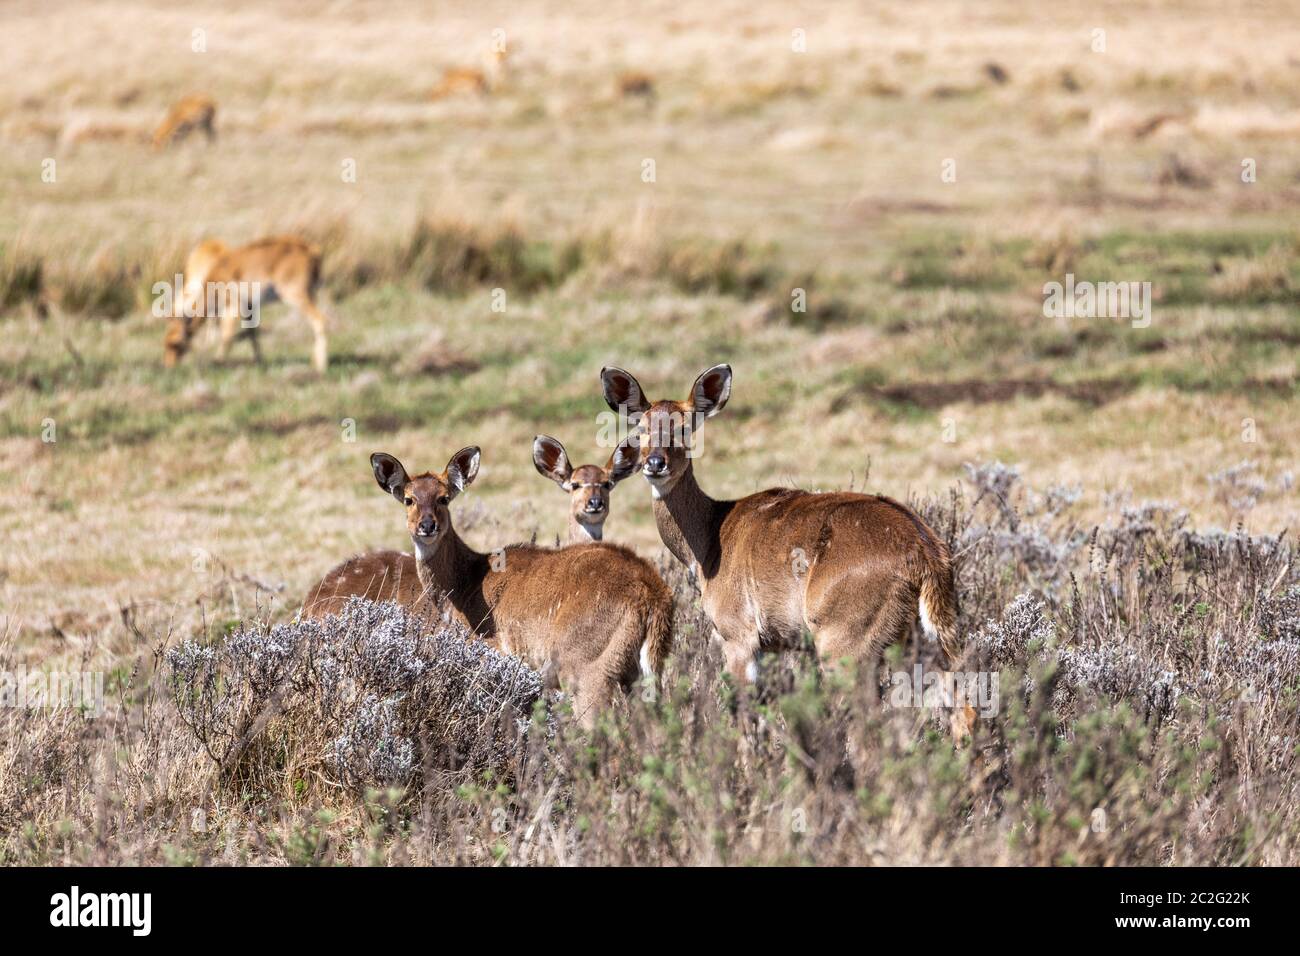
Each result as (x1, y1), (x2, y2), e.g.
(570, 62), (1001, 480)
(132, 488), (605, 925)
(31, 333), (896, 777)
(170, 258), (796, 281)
(532, 434), (640, 542)
(152, 94), (216, 150)
(162, 236), (330, 372)
(601, 364), (972, 736)
(616, 71), (656, 107)
(309, 446), (674, 726)
(429, 47), (509, 99)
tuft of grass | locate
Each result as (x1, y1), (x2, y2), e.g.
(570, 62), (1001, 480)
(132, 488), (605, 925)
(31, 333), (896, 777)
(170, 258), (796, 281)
(0, 244), (45, 313)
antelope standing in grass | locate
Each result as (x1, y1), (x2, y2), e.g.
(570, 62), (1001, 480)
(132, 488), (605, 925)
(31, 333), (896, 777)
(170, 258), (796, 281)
(162, 236), (330, 372)
(305, 446), (673, 725)
(429, 47), (510, 99)
(601, 364), (972, 736)
(152, 94), (216, 150)
(532, 435), (640, 543)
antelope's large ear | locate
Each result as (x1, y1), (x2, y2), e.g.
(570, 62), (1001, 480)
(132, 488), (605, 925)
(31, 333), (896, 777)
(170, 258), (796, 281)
(690, 364), (732, 420)
(532, 435), (572, 487)
(444, 446), (481, 499)
(605, 436), (641, 483)
(371, 453), (410, 501)
(601, 366), (650, 419)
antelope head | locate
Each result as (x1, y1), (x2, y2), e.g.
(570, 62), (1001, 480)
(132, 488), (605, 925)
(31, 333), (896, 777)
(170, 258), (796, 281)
(532, 434), (640, 541)
(600, 364), (732, 497)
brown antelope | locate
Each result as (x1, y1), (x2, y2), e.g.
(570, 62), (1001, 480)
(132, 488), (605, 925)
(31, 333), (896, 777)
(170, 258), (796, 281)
(532, 435), (640, 543)
(601, 364), (972, 736)
(616, 71), (656, 106)
(305, 446), (674, 725)
(152, 94), (216, 150)
(303, 550), (425, 621)
(162, 236), (330, 372)
(429, 48), (509, 99)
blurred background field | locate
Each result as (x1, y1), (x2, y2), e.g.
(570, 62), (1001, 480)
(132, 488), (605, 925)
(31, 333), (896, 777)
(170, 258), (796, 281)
(1, 0), (1297, 659)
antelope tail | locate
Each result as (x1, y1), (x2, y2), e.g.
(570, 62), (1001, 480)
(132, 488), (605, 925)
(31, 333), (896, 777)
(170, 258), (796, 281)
(639, 593), (675, 681)
(918, 545), (962, 668)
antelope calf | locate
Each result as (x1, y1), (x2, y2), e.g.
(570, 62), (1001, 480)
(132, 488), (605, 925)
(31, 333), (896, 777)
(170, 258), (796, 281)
(532, 435), (639, 542)
(306, 446), (673, 726)
(152, 94), (216, 150)
(601, 364), (972, 735)
(163, 236), (330, 372)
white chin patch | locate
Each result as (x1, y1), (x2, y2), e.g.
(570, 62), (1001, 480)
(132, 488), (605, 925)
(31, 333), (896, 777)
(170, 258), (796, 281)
(645, 474), (670, 499)
(413, 536), (438, 561)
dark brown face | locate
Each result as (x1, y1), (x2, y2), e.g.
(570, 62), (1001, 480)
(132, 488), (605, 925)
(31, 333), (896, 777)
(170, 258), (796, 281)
(372, 448), (480, 552)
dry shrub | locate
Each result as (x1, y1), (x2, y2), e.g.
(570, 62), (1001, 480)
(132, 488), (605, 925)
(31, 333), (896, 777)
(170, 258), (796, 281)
(166, 599), (544, 800)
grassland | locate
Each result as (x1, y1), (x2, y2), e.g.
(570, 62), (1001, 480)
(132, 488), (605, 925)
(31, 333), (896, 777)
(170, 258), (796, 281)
(0, 0), (1298, 864)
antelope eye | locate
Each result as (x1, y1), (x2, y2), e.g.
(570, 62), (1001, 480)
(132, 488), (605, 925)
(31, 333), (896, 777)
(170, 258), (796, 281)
(403, 496), (414, 507)
(603, 482), (614, 490)
(437, 495), (450, 506)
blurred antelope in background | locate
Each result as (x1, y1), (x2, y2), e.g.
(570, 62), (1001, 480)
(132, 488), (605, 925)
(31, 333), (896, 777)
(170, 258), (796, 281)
(152, 94), (216, 150)
(308, 446), (673, 725)
(430, 46), (510, 99)
(162, 236), (330, 372)
(532, 434), (639, 542)
(602, 364), (972, 737)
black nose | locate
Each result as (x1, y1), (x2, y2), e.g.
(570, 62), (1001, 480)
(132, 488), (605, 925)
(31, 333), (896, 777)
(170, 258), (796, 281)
(417, 519), (438, 536)
(645, 454), (666, 474)
(586, 497), (605, 512)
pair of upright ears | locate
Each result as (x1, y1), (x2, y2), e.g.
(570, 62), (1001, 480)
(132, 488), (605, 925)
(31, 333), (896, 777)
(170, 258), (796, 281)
(532, 435), (639, 488)
(371, 447), (480, 501)
(600, 364), (732, 421)
(367, 366), (732, 500)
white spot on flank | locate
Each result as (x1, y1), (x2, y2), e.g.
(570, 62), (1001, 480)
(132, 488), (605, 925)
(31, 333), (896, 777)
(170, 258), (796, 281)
(745, 659), (758, 683)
